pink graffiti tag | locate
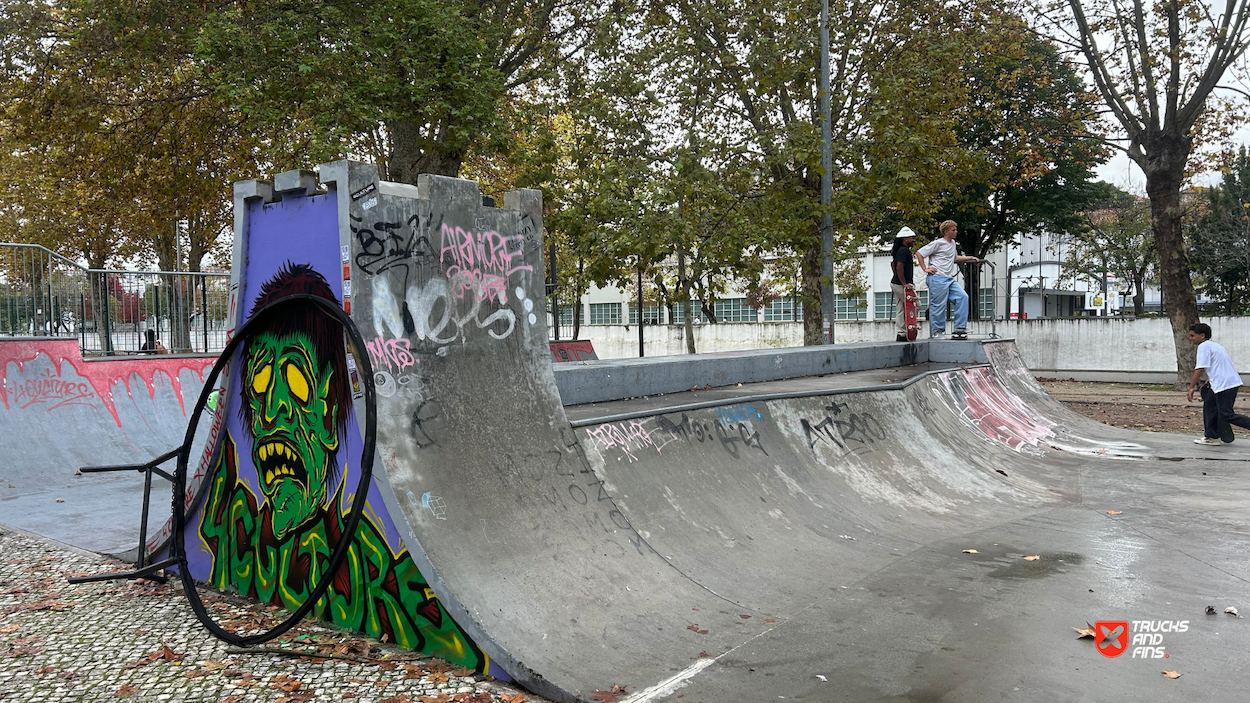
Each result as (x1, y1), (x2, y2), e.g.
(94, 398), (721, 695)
(7, 368), (94, 410)
(438, 224), (533, 303)
(365, 336), (415, 371)
(586, 420), (674, 463)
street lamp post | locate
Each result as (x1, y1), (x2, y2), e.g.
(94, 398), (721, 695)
(819, 0), (834, 344)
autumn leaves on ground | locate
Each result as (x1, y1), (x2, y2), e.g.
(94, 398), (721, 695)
(0, 526), (548, 703)
(1039, 379), (1250, 438)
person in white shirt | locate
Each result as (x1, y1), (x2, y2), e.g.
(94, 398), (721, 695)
(915, 220), (979, 339)
(1186, 323), (1250, 445)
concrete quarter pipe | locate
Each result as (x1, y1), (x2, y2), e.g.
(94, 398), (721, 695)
(157, 163), (1250, 701)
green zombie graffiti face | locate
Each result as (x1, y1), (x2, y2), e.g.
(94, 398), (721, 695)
(244, 330), (339, 539)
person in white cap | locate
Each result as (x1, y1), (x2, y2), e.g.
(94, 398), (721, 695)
(891, 227), (918, 342)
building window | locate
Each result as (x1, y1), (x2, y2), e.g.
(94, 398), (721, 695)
(833, 294), (867, 320)
(588, 302), (622, 325)
(554, 304), (579, 327)
(762, 298), (802, 321)
(671, 302), (703, 324)
(629, 304), (663, 324)
(714, 298), (757, 322)
(874, 292), (896, 320)
(917, 289), (930, 319)
(979, 288), (995, 319)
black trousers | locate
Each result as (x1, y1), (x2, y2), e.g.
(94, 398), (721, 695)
(1200, 384), (1250, 441)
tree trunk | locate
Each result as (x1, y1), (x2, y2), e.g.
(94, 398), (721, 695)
(1144, 168), (1198, 388)
(572, 257), (584, 341)
(801, 239), (824, 345)
(677, 244), (696, 354)
(387, 119), (464, 182)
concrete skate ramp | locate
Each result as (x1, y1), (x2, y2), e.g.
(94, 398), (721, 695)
(0, 338), (213, 553)
(176, 163), (1250, 702)
(330, 166), (1151, 699)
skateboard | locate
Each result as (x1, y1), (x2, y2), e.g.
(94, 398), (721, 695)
(904, 285), (919, 341)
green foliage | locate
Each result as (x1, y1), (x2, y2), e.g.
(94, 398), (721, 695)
(1063, 182), (1156, 315)
(1190, 148), (1250, 314)
(930, 9), (1105, 258)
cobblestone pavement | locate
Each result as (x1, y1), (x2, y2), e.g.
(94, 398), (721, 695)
(0, 525), (548, 703)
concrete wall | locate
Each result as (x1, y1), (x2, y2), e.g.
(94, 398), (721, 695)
(571, 317), (1250, 382)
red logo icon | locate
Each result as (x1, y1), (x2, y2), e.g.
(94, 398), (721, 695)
(1095, 621), (1130, 658)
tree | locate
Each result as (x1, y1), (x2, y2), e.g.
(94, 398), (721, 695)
(639, 0), (976, 345)
(0, 0), (258, 273)
(196, 0), (609, 182)
(933, 11), (1106, 259)
(1190, 147), (1250, 313)
(1041, 0), (1250, 385)
(1064, 183), (1157, 315)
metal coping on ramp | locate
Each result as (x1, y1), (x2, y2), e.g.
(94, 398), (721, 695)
(157, 162), (1182, 702)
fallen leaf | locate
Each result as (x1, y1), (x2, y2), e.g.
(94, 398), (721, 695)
(815, 674), (828, 681)
(55, 498), (64, 503)
(962, 549), (979, 554)
(219, 697), (245, 703)
(1226, 606), (1240, 617)
(1023, 555), (1040, 561)
(765, 618), (775, 623)
(1206, 606), (1217, 615)
(500, 694), (528, 703)
(1073, 623), (1098, 639)
(377, 697), (412, 703)
(739, 614), (751, 619)
(995, 469), (1008, 477)
(115, 684), (137, 697)
(428, 671), (450, 684)
(34, 666), (55, 674)
(418, 695), (453, 703)
(0, 624), (19, 634)
(184, 669), (215, 679)
(269, 674), (303, 692)
(1162, 670), (1182, 679)
(1107, 511), (1123, 515)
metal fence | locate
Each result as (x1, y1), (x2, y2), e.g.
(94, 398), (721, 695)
(0, 243), (231, 356)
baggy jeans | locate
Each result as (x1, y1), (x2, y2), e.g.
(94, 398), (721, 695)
(1201, 384), (1250, 442)
(890, 283), (908, 338)
(927, 275), (968, 335)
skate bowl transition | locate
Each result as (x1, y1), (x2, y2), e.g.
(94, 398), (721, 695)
(0, 338), (213, 555)
(15, 162), (1250, 701)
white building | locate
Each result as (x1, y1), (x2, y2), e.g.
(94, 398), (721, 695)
(552, 232), (1163, 336)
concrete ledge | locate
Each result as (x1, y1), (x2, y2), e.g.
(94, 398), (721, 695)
(553, 340), (990, 406)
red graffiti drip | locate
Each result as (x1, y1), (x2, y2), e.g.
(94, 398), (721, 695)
(0, 339), (213, 427)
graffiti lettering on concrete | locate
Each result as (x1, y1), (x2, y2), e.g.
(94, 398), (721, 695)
(656, 412), (768, 459)
(438, 224), (533, 305)
(800, 407), (886, 457)
(715, 402), (763, 427)
(353, 213), (438, 276)
(549, 429), (650, 556)
(7, 369), (94, 410)
(366, 335), (416, 371)
(410, 398), (443, 448)
(585, 420), (674, 463)
(372, 272), (517, 348)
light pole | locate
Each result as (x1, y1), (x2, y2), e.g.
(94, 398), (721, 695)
(819, 0), (834, 344)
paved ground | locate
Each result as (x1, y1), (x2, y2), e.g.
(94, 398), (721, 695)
(0, 525), (545, 703)
(1039, 379), (1250, 437)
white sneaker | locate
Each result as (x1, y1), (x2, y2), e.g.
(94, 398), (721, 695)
(1194, 437), (1224, 445)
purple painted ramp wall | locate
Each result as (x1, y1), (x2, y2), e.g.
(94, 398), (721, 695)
(180, 184), (493, 673)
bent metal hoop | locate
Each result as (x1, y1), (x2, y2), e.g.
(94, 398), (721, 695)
(172, 293), (377, 646)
